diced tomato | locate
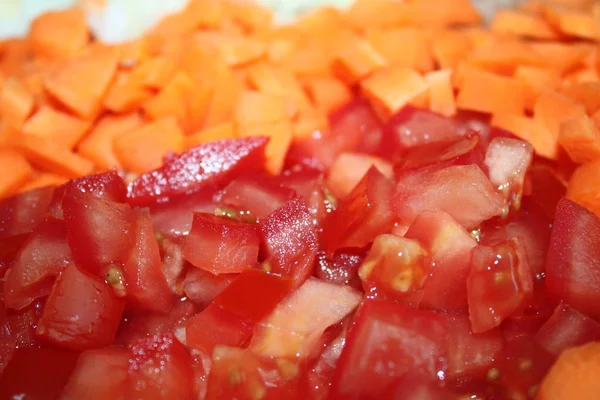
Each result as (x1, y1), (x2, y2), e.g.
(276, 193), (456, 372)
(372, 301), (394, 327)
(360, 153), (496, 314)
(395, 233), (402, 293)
(305, 328), (348, 399)
(545, 198), (600, 319)
(186, 303), (253, 354)
(535, 302), (600, 356)
(393, 164), (504, 229)
(275, 167), (331, 224)
(122, 208), (173, 313)
(213, 269), (294, 324)
(160, 237), (186, 296)
(330, 299), (448, 399)
(61, 347), (129, 400)
(128, 333), (195, 400)
(3, 217), (72, 310)
(206, 346), (304, 400)
(467, 237), (534, 333)
(315, 247), (366, 288)
(128, 137), (268, 205)
(183, 213), (259, 275)
(4, 300), (44, 349)
(259, 198), (318, 284)
(0, 347), (79, 400)
(250, 278), (362, 358)
(183, 267), (236, 308)
(381, 374), (455, 400)
(528, 163), (566, 220)
(326, 152), (393, 199)
(63, 186), (136, 278)
(36, 264), (125, 351)
(217, 174), (296, 220)
(358, 234), (430, 307)
(0, 334), (15, 378)
(405, 211), (477, 310)
(0, 185), (54, 238)
(323, 167), (395, 253)
(47, 184), (67, 219)
(0, 233), (29, 276)
(66, 170), (128, 202)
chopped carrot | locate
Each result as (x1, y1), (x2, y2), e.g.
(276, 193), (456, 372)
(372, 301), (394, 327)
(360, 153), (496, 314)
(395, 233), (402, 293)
(186, 122), (236, 149)
(21, 172), (68, 192)
(113, 117), (185, 173)
(539, 342), (600, 400)
(567, 160), (600, 217)
(17, 135), (94, 178)
(558, 114), (600, 164)
(28, 8), (89, 60)
(304, 77), (352, 115)
(0, 120), (20, 146)
(203, 61), (244, 128)
(361, 67), (428, 118)
(238, 120), (292, 175)
(292, 112), (329, 140)
(22, 106), (91, 149)
(143, 71), (197, 131)
(194, 32), (266, 67)
(78, 113), (144, 170)
(333, 36), (387, 84)
(468, 38), (546, 75)
(0, 78), (34, 127)
(114, 38), (149, 69)
(221, 0), (273, 32)
(0, 149), (33, 197)
(561, 82), (600, 114)
(327, 152), (393, 199)
(366, 28), (434, 73)
(103, 71), (154, 113)
(457, 68), (526, 116)
(345, 0), (411, 29)
(529, 42), (589, 74)
(431, 30), (473, 70)
(514, 66), (561, 111)
(425, 69), (456, 117)
(246, 63), (311, 111)
(44, 47), (119, 119)
(491, 113), (539, 143)
(130, 56), (177, 89)
(543, 6), (600, 40)
(234, 90), (295, 126)
(405, 0), (482, 27)
(490, 9), (560, 39)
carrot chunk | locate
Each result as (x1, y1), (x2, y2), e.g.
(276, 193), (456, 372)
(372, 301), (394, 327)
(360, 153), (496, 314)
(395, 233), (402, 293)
(238, 120), (292, 175)
(333, 36), (387, 84)
(0, 78), (35, 127)
(558, 114), (600, 164)
(366, 28), (434, 73)
(304, 77), (352, 116)
(425, 69), (456, 117)
(0, 149), (33, 197)
(186, 122), (236, 149)
(457, 68), (526, 116)
(17, 136), (94, 178)
(23, 106), (91, 149)
(28, 8), (89, 60)
(514, 66), (560, 111)
(490, 9), (559, 39)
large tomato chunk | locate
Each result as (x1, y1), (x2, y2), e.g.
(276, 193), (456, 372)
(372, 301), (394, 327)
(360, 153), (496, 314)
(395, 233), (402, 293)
(326, 152), (393, 199)
(306, 328), (348, 399)
(63, 186), (136, 278)
(0, 185), (54, 238)
(528, 163), (566, 219)
(545, 197), (600, 319)
(393, 164), (504, 229)
(183, 213), (259, 275)
(128, 137), (268, 205)
(275, 167), (331, 223)
(322, 167), (395, 253)
(467, 237), (534, 333)
(250, 278), (362, 358)
(330, 299), (448, 399)
(259, 198), (318, 284)
(128, 333), (195, 400)
(358, 234), (431, 307)
(122, 208), (173, 313)
(61, 347), (129, 400)
(67, 170), (128, 202)
(3, 217), (72, 310)
(36, 264), (125, 350)
(535, 302), (600, 356)
(405, 211), (478, 310)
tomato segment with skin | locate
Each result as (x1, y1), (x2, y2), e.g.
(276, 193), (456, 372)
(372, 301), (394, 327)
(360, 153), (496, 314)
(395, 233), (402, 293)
(0, 185), (54, 238)
(183, 267), (236, 308)
(66, 170), (128, 202)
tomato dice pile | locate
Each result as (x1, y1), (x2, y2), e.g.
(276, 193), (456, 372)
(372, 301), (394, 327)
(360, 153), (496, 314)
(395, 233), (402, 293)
(1, 101), (597, 400)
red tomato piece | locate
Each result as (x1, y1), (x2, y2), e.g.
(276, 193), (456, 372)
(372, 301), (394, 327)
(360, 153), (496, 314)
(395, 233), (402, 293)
(63, 187), (136, 278)
(128, 137), (268, 205)
(128, 333), (195, 400)
(185, 303), (253, 354)
(358, 234), (431, 307)
(122, 208), (173, 313)
(160, 237), (186, 295)
(545, 197), (600, 319)
(0, 334), (15, 378)
(467, 237), (534, 333)
(315, 247), (366, 288)
(47, 184), (67, 219)
(382, 374), (455, 400)
(36, 264), (125, 351)
(213, 269), (294, 324)
(405, 211), (477, 310)
(3, 217), (72, 310)
(330, 299), (448, 399)
(4, 300), (44, 349)
(61, 347), (129, 400)
(183, 213), (259, 275)
(0, 347), (79, 400)
(528, 163), (566, 220)
(259, 198), (318, 284)
(326, 152), (393, 199)
(183, 267), (236, 308)
(250, 278), (362, 358)
(66, 170), (128, 202)
(535, 302), (600, 356)
(0, 185), (54, 238)
(275, 167), (330, 224)
(323, 167), (395, 253)
(393, 164), (504, 230)
(217, 174), (296, 220)
(305, 328), (348, 399)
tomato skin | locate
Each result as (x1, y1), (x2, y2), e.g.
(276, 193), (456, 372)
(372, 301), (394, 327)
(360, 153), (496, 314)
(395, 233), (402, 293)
(545, 197), (600, 319)
(322, 167), (395, 253)
(3, 217), (72, 310)
(122, 208), (173, 313)
(36, 264), (125, 351)
(0, 185), (54, 238)
(63, 187), (136, 278)
(0, 347), (79, 400)
(330, 299), (448, 400)
(66, 170), (127, 202)
(128, 137), (268, 205)
(183, 213), (259, 275)
(259, 197), (318, 284)
(61, 347), (129, 400)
